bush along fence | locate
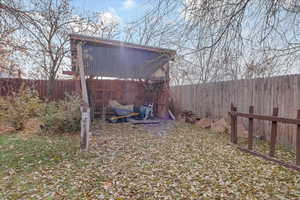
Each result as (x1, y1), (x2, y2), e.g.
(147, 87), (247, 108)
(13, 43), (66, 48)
(229, 103), (300, 171)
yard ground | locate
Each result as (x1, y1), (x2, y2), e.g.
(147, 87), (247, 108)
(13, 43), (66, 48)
(1, 122), (300, 199)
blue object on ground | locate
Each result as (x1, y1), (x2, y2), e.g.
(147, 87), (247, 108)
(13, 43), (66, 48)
(114, 108), (132, 116)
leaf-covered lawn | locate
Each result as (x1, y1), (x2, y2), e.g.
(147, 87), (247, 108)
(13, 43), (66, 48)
(0, 134), (78, 175)
(1, 123), (300, 199)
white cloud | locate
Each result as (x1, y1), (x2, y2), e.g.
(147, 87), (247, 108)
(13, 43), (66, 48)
(70, 11), (121, 37)
(123, 0), (135, 9)
(98, 11), (121, 26)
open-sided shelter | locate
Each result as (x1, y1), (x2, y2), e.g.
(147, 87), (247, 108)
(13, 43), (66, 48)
(66, 34), (176, 118)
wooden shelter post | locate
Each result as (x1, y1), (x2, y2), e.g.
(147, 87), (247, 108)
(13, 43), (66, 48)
(77, 42), (91, 151)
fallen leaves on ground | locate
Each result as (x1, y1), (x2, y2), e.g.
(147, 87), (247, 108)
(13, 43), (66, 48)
(1, 122), (300, 199)
(0, 122), (15, 135)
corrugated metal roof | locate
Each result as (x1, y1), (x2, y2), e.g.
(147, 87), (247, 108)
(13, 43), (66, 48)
(82, 43), (169, 78)
(70, 33), (176, 55)
(70, 34), (175, 79)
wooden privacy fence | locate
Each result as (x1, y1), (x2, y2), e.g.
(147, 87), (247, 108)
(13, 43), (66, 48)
(0, 78), (169, 118)
(0, 78), (80, 100)
(171, 74), (300, 148)
(229, 103), (300, 171)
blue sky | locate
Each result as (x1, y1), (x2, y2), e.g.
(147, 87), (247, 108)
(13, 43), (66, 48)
(71, 0), (148, 23)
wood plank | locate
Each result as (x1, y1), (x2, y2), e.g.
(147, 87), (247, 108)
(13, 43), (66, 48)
(80, 106), (90, 151)
(248, 106), (254, 150)
(269, 107), (279, 157)
(77, 43), (90, 151)
(230, 112), (300, 125)
(77, 43), (89, 106)
(230, 104), (238, 144)
(170, 74), (300, 149)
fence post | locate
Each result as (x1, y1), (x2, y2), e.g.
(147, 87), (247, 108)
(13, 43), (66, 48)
(248, 106), (254, 150)
(296, 110), (300, 165)
(230, 103), (238, 144)
(269, 107), (279, 157)
(80, 104), (90, 151)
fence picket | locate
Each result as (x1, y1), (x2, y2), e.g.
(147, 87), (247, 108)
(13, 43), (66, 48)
(270, 107), (279, 157)
(171, 74), (300, 148)
(248, 106), (254, 150)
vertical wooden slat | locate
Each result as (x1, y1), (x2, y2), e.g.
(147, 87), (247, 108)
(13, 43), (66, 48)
(230, 104), (234, 143)
(231, 103), (238, 144)
(296, 110), (300, 165)
(169, 74), (300, 149)
(248, 105), (254, 150)
(270, 107), (279, 157)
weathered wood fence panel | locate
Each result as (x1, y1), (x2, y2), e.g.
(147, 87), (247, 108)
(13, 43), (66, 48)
(0, 78), (169, 117)
(0, 78), (79, 100)
(171, 74), (300, 148)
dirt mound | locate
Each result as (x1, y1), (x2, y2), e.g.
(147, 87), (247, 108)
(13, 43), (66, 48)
(195, 118), (213, 129)
(211, 118), (229, 133)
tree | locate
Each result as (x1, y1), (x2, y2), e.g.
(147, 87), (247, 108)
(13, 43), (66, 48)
(1, 0), (121, 95)
(1, 0), (75, 94)
(129, 0), (300, 85)
(0, 0), (23, 76)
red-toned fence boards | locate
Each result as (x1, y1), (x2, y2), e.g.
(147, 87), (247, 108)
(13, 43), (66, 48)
(87, 79), (148, 107)
(87, 79), (169, 118)
(229, 103), (300, 171)
(0, 78), (170, 117)
(0, 78), (79, 100)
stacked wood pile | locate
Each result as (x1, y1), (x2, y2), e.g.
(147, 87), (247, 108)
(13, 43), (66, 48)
(177, 110), (201, 124)
(178, 110), (249, 137)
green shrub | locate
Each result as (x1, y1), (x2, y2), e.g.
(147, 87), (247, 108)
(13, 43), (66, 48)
(0, 88), (82, 134)
(0, 88), (44, 130)
(41, 93), (81, 134)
